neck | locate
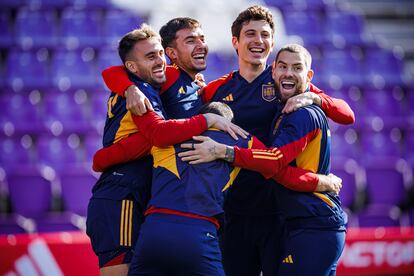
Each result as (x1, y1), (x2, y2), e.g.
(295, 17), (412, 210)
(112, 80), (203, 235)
(238, 60), (266, 83)
(173, 62), (198, 80)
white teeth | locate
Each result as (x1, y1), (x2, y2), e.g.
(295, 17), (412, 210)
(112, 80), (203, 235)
(250, 48), (263, 53)
(281, 81), (295, 85)
(193, 54), (205, 59)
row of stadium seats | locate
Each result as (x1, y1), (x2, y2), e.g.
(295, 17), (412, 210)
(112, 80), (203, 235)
(0, 45), (407, 93)
(1, 8), (144, 50)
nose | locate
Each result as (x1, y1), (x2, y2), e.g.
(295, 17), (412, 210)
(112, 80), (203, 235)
(253, 33), (263, 44)
(155, 53), (165, 66)
(195, 38), (206, 49)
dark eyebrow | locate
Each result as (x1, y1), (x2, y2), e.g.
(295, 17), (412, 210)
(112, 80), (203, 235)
(184, 35), (195, 40)
(144, 51), (157, 57)
(277, 60), (287, 65)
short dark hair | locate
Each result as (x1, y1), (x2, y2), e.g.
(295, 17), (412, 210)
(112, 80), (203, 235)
(118, 23), (160, 63)
(159, 17), (201, 49)
(198, 102), (234, 122)
(231, 5), (274, 39)
(275, 44), (312, 70)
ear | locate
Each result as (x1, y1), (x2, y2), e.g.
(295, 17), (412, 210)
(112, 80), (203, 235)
(271, 60), (277, 79)
(125, 60), (137, 73)
(231, 36), (239, 51)
(307, 69), (314, 82)
(166, 47), (177, 62)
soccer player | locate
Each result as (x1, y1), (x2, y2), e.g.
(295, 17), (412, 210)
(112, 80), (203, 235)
(199, 6), (353, 276)
(128, 102), (251, 275)
(179, 44), (347, 275)
(86, 24), (244, 275)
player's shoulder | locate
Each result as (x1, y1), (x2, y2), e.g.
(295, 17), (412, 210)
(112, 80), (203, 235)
(161, 64), (181, 93)
(203, 72), (235, 102)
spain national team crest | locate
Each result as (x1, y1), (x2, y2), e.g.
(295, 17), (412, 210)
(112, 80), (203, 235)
(262, 83), (276, 102)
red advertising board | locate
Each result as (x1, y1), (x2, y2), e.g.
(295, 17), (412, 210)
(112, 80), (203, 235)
(1, 227), (414, 275)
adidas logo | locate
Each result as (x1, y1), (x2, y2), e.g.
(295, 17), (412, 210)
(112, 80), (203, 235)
(178, 86), (186, 94)
(222, 94), (234, 102)
(5, 239), (63, 275)
(282, 254), (294, 264)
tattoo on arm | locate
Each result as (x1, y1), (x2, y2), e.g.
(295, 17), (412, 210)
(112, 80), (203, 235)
(223, 146), (235, 163)
(208, 145), (216, 158)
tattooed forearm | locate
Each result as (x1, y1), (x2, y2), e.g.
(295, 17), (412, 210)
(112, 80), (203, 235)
(223, 146), (235, 163)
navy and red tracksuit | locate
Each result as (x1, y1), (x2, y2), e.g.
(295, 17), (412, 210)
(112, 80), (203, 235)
(128, 129), (252, 275)
(233, 104), (347, 275)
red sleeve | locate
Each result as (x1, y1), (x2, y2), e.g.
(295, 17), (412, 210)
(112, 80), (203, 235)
(271, 166), (318, 192)
(233, 130), (317, 178)
(133, 111), (208, 147)
(235, 136), (319, 192)
(102, 65), (133, 97)
(92, 132), (151, 172)
(309, 83), (355, 125)
(160, 65), (180, 94)
(202, 73), (233, 103)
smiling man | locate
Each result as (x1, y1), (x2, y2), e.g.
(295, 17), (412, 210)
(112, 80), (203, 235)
(86, 24), (167, 276)
(180, 44), (347, 275)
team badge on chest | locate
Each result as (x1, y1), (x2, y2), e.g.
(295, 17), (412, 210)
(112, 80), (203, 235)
(262, 83), (276, 102)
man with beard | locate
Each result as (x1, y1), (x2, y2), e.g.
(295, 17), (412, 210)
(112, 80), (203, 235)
(179, 44), (347, 276)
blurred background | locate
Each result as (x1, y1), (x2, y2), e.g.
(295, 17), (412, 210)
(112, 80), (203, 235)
(0, 0), (413, 275)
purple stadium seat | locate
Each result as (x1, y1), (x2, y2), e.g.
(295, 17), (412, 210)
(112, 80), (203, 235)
(23, 0), (68, 8)
(96, 47), (121, 88)
(15, 9), (58, 49)
(402, 209), (414, 226)
(35, 212), (82, 233)
(359, 131), (402, 160)
(60, 167), (96, 216)
(61, 9), (104, 49)
(325, 12), (365, 46)
(104, 10), (143, 47)
(330, 131), (359, 159)
(7, 166), (53, 218)
(0, 11), (13, 48)
(364, 47), (405, 88)
(265, 0), (326, 12)
(331, 166), (358, 210)
(71, 0), (112, 9)
(6, 49), (51, 90)
(405, 130), (414, 164)
(322, 48), (364, 89)
(0, 136), (36, 171)
(0, 0), (23, 7)
(204, 52), (238, 81)
(407, 89), (414, 128)
(51, 49), (98, 91)
(0, 214), (29, 234)
(364, 159), (407, 206)
(89, 91), (109, 133)
(362, 88), (405, 128)
(283, 11), (326, 46)
(84, 133), (101, 163)
(43, 91), (90, 133)
(36, 135), (83, 169)
(0, 93), (43, 134)
(356, 205), (401, 227)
